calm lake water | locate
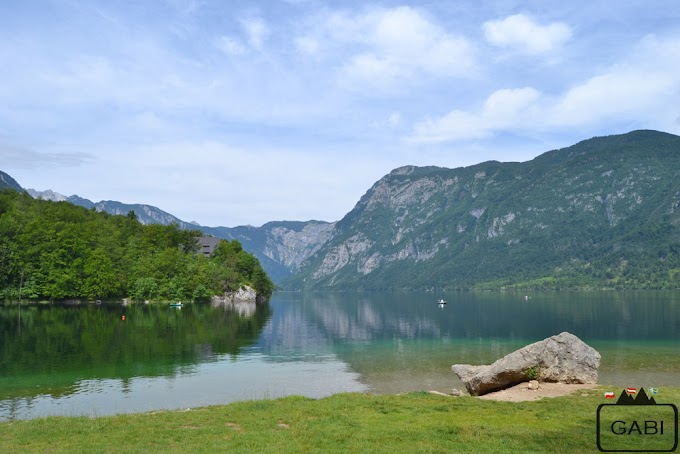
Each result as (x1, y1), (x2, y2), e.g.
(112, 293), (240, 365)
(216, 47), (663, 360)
(1, 291), (679, 421)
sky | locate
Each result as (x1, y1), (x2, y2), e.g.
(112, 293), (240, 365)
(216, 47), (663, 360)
(1, 0), (679, 227)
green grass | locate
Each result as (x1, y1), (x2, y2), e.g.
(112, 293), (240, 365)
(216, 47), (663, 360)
(1, 388), (679, 453)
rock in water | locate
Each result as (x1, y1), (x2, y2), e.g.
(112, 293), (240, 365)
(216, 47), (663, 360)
(451, 332), (600, 396)
(212, 285), (258, 305)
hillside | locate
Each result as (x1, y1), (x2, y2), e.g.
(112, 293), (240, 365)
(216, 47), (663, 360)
(286, 130), (680, 290)
(26, 189), (333, 284)
(0, 171), (22, 192)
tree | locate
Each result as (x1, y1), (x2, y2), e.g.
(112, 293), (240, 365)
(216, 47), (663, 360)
(251, 267), (274, 297)
(129, 277), (159, 301)
(82, 248), (120, 299)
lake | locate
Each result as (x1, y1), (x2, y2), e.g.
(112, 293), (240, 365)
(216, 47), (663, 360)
(1, 291), (679, 421)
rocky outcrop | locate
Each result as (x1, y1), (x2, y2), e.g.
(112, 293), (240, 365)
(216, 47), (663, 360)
(451, 332), (600, 396)
(264, 222), (336, 270)
(212, 285), (258, 305)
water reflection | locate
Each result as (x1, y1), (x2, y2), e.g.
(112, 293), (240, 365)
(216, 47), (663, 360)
(266, 291), (680, 343)
(0, 298), (368, 421)
(2, 291), (679, 420)
(212, 299), (257, 318)
(259, 291), (680, 394)
(0, 302), (271, 401)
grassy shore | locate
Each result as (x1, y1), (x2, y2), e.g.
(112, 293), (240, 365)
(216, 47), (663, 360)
(1, 387), (678, 453)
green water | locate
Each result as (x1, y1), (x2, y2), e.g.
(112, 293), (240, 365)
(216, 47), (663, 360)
(1, 291), (679, 420)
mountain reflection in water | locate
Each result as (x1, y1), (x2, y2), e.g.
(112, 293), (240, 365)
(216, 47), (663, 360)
(2, 290), (679, 420)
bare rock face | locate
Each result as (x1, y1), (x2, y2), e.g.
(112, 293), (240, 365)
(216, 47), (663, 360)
(212, 285), (258, 305)
(451, 332), (600, 396)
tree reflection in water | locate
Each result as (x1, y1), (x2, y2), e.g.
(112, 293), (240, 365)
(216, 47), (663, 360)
(0, 301), (271, 400)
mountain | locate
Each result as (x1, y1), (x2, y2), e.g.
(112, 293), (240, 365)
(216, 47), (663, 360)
(0, 171), (22, 191)
(201, 221), (336, 283)
(11, 129), (680, 290)
(25, 188), (333, 284)
(26, 189), (197, 229)
(286, 130), (680, 290)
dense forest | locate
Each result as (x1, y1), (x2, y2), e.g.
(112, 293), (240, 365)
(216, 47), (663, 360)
(0, 190), (273, 302)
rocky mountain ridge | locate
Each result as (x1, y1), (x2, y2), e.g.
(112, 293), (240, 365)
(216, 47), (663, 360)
(286, 130), (680, 290)
(26, 189), (198, 230)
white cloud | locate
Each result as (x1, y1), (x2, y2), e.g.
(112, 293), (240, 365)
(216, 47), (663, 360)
(215, 18), (269, 56)
(0, 143), (93, 169)
(483, 88), (541, 123)
(387, 112), (401, 127)
(549, 35), (680, 129)
(296, 6), (476, 90)
(483, 14), (572, 54)
(216, 36), (246, 56)
(410, 34), (680, 143)
(410, 87), (540, 143)
(294, 36), (319, 55)
(551, 71), (676, 127)
(241, 17), (269, 50)
(349, 7), (476, 83)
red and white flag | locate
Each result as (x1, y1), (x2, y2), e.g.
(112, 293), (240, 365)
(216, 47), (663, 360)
(604, 392), (615, 399)
(626, 387), (637, 395)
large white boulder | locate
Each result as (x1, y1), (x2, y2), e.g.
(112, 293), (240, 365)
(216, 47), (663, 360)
(451, 332), (600, 396)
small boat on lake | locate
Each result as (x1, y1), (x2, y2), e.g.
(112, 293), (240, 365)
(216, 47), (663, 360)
(169, 302), (183, 308)
(437, 299), (446, 307)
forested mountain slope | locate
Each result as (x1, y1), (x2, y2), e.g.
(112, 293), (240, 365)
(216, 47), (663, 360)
(287, 130), (680, 290)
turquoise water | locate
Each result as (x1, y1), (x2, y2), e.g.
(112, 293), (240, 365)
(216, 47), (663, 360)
(1, 291), (679, 420)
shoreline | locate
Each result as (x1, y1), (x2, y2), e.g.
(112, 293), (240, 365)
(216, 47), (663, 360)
(477, 382), (598, 402)
(0, 383), (656, 423)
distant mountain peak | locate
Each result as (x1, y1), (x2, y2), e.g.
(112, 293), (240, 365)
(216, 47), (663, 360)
(0, 170), (23, 191)
(390, 166), (417, 176)
(389, 165), (445, 178)
(26, 188), (68, 202)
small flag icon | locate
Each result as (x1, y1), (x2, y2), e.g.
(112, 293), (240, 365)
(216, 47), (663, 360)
(604, 392), (615, 399)
(626, 387), (637, 395)
(649, 387), (658, 395)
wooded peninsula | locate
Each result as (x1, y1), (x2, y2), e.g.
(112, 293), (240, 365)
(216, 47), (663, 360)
(0, 190), (273, 302)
